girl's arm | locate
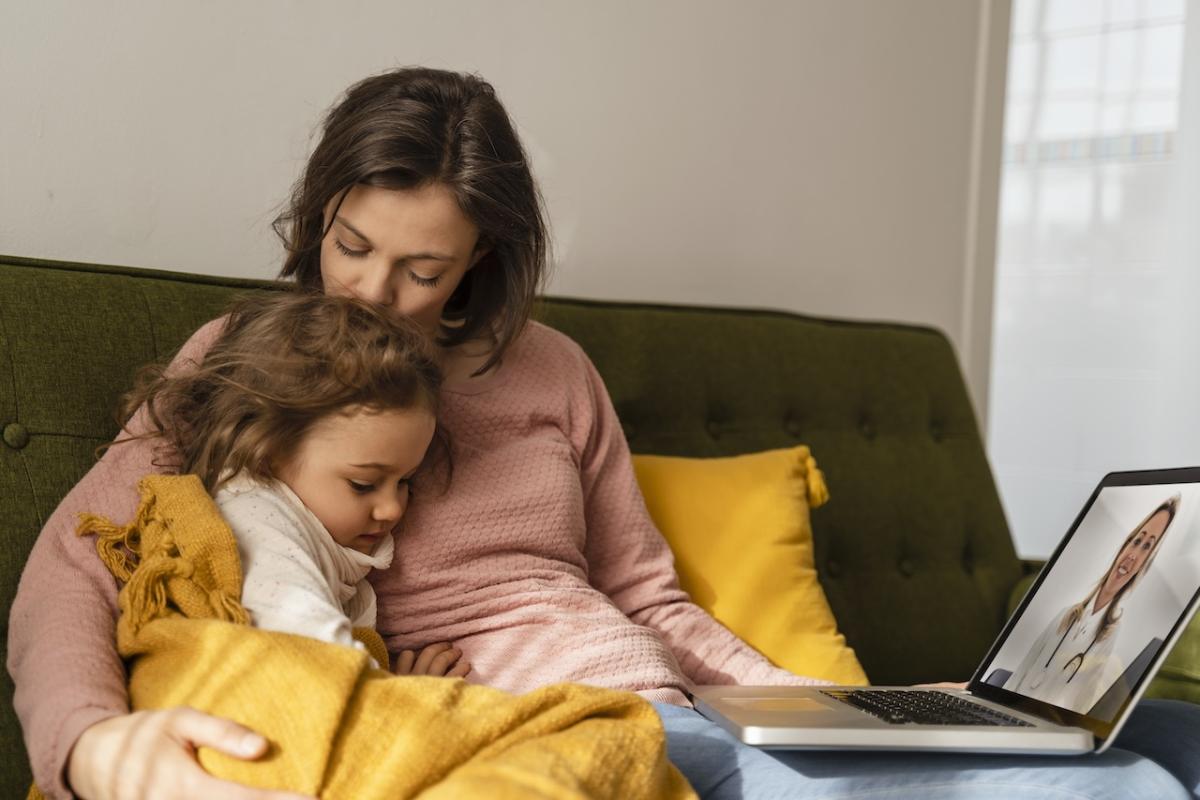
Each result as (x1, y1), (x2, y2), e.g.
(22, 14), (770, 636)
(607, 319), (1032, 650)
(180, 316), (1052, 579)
(570, 349), (826, 688)
(220, 485), (366, 656)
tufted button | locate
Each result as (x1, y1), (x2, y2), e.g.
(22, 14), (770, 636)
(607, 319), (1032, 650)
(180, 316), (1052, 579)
(621, 421), (636, 440)
(784, 415), (803, 437)
(3, 422), (30, 450)
(826, 559), (842, 577)
(859, 416), (876, 440)
(930, 420), (944, 441)
(706, 420), (722, 439)
(898, 557), (916, 577)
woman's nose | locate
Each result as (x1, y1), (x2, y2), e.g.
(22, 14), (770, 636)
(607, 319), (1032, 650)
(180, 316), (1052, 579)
(356, 264), (395, 307)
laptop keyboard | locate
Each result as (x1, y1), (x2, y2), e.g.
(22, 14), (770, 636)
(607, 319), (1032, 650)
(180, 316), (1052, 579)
(821, 690), (1034, 727)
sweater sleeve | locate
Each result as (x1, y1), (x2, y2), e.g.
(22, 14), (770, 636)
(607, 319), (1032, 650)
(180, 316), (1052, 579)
(6, 317), (226, 799)
(572, 349), (827, 689)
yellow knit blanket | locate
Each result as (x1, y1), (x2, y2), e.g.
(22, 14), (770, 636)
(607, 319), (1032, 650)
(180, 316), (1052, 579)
(33, 474), (694, 800)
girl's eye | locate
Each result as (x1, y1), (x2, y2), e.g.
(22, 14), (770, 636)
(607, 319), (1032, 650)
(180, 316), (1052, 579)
(334, 240), (369, 259)
(409, 270), (442, 288)
(348, 480), (374, 494)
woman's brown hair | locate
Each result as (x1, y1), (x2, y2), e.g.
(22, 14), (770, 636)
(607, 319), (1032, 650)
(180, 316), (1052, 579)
(117, 291), (443, 493)
(273, 67), (549, 375)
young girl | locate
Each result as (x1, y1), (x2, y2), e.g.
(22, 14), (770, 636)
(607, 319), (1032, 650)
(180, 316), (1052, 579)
(121, 290), (468, 677)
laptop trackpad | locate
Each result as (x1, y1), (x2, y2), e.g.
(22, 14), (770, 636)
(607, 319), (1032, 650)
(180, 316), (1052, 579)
(724, 697), (835, 713)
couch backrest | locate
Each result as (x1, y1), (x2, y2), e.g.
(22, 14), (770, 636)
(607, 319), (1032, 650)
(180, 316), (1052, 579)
(0, 255), (1022, 792)
(535, 299), (1023, 682)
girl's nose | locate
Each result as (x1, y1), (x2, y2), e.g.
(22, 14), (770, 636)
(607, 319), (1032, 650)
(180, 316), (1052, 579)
(373, 486), (409, 523)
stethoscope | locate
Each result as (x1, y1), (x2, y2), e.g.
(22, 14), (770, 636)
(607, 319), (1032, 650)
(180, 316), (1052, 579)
(1043, 612), (1099, 684)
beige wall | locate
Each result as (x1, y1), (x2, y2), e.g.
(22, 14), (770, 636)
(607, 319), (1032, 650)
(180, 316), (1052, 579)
(0, 0), (1009, 421)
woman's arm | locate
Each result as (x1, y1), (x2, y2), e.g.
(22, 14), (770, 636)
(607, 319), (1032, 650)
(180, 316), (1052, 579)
(569, 349), (825, 688)
(5, 318), (243, 797)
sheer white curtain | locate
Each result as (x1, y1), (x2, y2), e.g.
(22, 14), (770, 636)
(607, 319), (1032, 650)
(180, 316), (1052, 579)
(1159, 4), (1200, 466)
(989, 0), (1196, 557)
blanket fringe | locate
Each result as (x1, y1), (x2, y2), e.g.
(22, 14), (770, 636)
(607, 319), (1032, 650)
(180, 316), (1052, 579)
(77, 491), (249, 632)
(213, 588), (250, 626)
(123, 551), (181, 633)
(77, 496), (158, 582)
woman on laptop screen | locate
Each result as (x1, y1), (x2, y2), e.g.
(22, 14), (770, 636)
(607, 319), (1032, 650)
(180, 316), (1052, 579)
(1008, 494), (1181, 714)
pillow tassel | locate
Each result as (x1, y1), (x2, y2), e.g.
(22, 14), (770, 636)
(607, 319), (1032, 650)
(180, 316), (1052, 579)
(803, 453), (830, 509)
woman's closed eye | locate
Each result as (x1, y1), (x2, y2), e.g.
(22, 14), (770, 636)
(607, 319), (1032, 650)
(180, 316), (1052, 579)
(334, 239), (369, 258)
(408, 270), (442, 288)
(335, 239), (441, 288)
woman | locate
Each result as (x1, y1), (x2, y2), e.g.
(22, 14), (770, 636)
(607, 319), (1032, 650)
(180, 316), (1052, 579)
(9, 67), (1200, 800)
(1008, 495), (1179, 714)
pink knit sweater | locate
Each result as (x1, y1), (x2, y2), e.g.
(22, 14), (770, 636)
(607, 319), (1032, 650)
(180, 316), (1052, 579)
(8, 318), (817, 798)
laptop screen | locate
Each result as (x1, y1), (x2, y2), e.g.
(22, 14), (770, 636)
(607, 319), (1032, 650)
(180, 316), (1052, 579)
(973, 470), (1200, 739)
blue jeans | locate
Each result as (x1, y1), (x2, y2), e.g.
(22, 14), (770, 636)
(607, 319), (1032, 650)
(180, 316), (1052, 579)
(655, 699), (1200, 799)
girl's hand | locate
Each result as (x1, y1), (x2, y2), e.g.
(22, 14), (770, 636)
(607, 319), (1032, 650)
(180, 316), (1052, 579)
(394, 642), (472, 678)
(68, 708), (315, 800)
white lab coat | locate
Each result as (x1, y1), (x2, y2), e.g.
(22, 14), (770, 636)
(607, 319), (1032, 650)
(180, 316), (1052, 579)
(1007, 603), (1124, 714)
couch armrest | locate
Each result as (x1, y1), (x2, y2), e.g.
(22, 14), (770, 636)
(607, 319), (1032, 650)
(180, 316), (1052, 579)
(1005, 563), (1200, 704)
(1148, 616), (1200, 704)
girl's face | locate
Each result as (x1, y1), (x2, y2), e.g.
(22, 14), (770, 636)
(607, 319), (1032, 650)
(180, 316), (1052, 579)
(1099, 509), (1170, 598)
(319, 182), (487, 333)
(276, 405), (437, 554)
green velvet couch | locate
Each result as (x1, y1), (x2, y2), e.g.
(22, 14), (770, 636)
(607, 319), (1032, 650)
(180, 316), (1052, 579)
(2, 254), (1197, 796)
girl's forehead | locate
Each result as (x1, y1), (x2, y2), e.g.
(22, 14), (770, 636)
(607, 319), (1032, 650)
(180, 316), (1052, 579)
(313, 405), (433, 434)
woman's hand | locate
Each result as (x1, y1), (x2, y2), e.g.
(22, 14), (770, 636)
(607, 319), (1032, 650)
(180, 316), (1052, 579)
(68, 708), (315, 800)
(915, 681), (969, 690)
(394, 642), (472, 678)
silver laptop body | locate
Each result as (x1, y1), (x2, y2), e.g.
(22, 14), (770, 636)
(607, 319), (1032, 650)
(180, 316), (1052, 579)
(695, 467), (1200, 755)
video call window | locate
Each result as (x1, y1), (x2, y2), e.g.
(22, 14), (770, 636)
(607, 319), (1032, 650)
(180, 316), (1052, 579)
(983, 483), (1200, 721)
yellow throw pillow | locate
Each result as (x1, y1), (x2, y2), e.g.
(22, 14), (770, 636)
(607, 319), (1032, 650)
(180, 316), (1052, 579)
(632, 446), (868, 685)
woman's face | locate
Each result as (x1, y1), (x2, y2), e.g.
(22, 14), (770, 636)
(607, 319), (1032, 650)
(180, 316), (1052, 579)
(1100, 509), (1170, 597)
(319, 182), (486, 333)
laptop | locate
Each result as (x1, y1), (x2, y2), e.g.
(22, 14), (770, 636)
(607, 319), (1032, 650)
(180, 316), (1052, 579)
(693, 466), (1200, 755)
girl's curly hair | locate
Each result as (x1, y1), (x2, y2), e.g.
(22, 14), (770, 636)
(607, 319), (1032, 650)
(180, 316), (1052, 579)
(116, 291), (445, 493)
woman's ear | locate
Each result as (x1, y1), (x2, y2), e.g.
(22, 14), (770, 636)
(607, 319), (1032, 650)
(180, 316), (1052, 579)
(467, 240), (491, 270)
